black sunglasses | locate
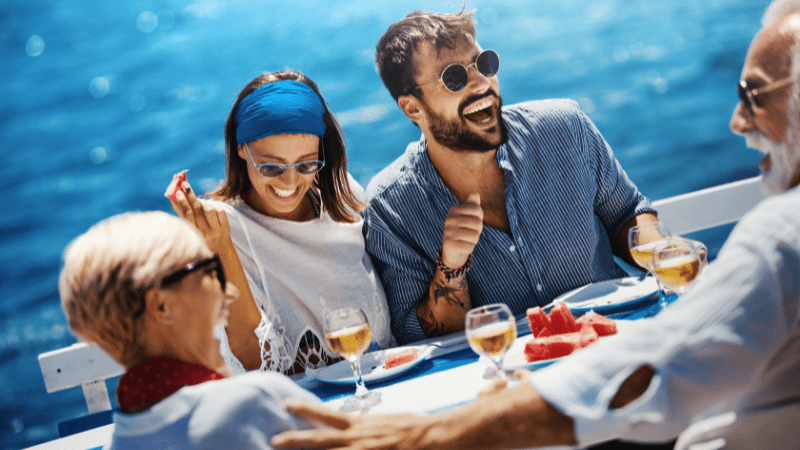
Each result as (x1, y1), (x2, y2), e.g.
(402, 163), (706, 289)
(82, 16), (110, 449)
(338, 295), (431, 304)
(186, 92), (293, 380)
(410, 49), (500, 94)
(161, 254), (226, 290)
(737, 77), (794, 114)
(134, 255), (226, 318)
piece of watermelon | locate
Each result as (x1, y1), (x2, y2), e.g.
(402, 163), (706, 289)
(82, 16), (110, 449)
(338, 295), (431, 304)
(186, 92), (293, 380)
(524, 331), (585, 361)
(578, 324), (600, 347)
(384, 348), (418, 369)
(526, 306), (551, 337)
(166, 170), (188, 203)
(548, 301), (580, 335)
(576, 311), (618, 337)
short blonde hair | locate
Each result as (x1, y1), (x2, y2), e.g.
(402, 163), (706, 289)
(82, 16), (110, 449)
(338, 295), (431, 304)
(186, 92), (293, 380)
(59, 211), (208, 367)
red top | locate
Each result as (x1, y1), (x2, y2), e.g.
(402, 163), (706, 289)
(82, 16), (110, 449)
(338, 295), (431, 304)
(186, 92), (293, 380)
(117, 356), (223, 413)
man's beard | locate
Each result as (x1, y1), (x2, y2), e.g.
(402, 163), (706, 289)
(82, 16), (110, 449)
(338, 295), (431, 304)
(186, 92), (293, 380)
(422, 92), (509, 152)
(745, 109), (800, 196)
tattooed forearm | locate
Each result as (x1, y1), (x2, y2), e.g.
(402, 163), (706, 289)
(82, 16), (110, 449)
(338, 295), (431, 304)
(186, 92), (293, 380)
(417, 273), (471, 337)
(419, 307), (445, 337)
(432, 278), (468, 309)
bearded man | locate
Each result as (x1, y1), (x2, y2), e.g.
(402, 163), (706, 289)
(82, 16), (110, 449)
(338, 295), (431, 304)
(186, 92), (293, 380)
(365, 9), (660, 345)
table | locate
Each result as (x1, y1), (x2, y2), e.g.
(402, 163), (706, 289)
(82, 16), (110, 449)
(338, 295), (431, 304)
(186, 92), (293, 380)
(26, 292), (676, 449)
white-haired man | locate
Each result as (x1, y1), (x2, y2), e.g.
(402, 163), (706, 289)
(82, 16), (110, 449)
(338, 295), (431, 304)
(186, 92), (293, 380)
(271, 1), (800, 449)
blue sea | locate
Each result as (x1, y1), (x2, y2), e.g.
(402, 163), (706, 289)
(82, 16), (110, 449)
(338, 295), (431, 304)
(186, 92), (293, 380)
(0, 0), (771, 447)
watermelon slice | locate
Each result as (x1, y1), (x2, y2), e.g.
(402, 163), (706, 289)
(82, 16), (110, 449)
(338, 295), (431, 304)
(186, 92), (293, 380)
(384, 348), (418, 369)
(576, 311), (618, 337)
(526, 306), (551, 337)
(166, 170), (188, 203)
(523, 327), (600, 363)
(548, 301), (580, 335)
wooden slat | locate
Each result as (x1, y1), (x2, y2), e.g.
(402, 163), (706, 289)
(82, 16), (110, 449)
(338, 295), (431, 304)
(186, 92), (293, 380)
(652, 176), (765, 235)
(38, 343), (124, 394)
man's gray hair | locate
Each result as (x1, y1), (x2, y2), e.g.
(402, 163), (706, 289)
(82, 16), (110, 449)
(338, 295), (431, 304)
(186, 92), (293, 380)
(763, 0), (800, 26)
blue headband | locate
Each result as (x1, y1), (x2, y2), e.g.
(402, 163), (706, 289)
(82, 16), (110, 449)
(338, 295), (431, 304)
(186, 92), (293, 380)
(234, 80), (327, 145)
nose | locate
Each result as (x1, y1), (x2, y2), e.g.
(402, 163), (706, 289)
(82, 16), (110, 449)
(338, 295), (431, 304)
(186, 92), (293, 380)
(730, 101), (755, 136)
(278, 165), (301, 184)
(466, 64), (493, 92)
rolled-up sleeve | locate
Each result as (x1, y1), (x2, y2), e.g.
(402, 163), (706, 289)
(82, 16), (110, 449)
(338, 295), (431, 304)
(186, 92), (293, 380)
(578, 109), (655, 239)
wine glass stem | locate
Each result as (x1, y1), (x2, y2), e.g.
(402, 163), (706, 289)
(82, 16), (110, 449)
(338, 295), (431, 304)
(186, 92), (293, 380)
(349, 357), (369, 399)
(494, 356), (507, 379)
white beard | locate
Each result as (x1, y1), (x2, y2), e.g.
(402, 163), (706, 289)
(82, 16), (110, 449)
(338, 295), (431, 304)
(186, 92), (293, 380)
(745, 129), (800, 196)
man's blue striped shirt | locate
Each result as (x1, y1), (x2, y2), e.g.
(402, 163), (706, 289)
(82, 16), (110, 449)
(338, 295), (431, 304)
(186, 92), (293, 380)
(365, 99), (655, 345)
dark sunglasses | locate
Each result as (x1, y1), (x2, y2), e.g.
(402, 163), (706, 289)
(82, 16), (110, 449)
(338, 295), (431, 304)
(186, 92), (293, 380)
(737, 77), (794, 114)
(245, 142), (325, 178)
(162, 254), (226, 290)
(411, 49), (500, 94)
(134, 255), (226, 318)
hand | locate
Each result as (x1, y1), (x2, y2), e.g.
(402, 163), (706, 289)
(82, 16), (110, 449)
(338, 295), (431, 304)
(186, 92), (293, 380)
(271, 398), (431, 450)
(440, 193), (483, 269)
(165, 172), (231, 253)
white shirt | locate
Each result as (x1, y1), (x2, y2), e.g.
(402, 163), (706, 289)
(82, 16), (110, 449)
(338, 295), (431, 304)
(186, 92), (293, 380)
(212, 181), (392, 375)
(529, 186), (800, 447)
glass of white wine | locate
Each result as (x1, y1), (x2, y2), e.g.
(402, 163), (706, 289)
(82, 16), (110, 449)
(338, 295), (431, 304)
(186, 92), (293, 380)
(652, 238), (702, 296)
(465, 303), (517, 378)
(323, 307), (381, 410)
(628, 221), (672, 275)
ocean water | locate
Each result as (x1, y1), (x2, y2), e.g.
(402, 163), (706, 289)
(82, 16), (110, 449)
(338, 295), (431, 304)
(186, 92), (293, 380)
(0, 0), (771, 447)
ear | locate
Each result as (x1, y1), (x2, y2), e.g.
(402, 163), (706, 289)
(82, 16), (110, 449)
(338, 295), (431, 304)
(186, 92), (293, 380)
(237, 144), (248, 161)
(398, 95), (425, 126)
(144, 288), (175, 325)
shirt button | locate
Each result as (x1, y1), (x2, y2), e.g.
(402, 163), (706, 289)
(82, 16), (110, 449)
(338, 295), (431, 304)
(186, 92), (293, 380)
(509, 245), (516, 252)
(536, 284), (543, 291)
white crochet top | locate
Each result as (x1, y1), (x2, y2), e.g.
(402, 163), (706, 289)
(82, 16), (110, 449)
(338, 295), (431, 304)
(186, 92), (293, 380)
(212, 186), (393, 375)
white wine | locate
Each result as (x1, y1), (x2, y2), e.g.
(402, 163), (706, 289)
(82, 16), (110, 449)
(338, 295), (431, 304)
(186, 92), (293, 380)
(654, 255), (701, 291)
(630, 242), (660, 270)
(326, 323), (371, 357)
(467, 322), (517, 356)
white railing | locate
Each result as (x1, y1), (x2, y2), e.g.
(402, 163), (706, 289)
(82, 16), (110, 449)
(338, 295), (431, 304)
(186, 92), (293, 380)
(38, 176), (767, 415)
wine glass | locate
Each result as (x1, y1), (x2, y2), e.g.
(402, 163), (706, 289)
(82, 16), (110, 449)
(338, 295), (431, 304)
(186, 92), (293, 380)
(323, 307), (381, 410)
(628, 221), (672, 276)
(652, 238), (702, 296)
(465, 304), (517, 378)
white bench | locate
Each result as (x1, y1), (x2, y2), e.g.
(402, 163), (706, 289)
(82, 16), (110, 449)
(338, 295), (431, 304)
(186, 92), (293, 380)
(37, 176), (767, 419)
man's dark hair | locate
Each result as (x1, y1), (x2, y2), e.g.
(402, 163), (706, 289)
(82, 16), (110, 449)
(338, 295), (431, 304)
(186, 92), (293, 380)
(375, 9), (477, 102)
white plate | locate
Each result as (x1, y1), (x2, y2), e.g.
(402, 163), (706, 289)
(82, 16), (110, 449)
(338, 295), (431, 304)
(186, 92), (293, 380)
(544, 276), (659, 314)
(503, 320), (633, 371)
(317, 346), (435, 386)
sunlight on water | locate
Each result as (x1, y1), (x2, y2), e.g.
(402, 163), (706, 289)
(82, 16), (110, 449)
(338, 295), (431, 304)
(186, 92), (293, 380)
(0, 0), (771, 447)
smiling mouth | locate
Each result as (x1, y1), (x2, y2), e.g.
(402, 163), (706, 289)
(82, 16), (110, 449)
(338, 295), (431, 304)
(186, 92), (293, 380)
(271, 186), (298, 198)
(463, 97), (495, 124)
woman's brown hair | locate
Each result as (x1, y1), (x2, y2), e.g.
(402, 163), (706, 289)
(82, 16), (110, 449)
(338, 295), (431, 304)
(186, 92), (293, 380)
(212, 69), (364, 222)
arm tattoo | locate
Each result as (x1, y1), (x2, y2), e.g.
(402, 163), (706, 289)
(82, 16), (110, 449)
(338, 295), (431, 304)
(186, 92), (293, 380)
(419, 307), (445, 337)
(432, 278), (468, 309)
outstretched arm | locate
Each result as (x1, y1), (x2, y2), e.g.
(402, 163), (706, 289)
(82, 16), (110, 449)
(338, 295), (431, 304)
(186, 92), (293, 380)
(272, 377), (575, 450)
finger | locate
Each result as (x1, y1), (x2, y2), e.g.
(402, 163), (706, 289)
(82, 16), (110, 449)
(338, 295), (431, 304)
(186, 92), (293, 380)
(173, 190), (195, 223)
(183, 183), (211, 231)
(271, 429), (351, 449)
(478, 377), (508, 397)
(464, 192), (481, 206)
(512, 369), (533, 380)
(283, 398), (353, 430)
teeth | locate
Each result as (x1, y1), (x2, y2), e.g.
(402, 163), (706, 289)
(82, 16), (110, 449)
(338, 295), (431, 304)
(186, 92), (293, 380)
(271, 186), (297, 198)
(464, 97), (493, 115)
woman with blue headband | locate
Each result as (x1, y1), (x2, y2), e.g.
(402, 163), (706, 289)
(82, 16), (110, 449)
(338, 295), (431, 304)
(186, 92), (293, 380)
(166, 70), (392, 376)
